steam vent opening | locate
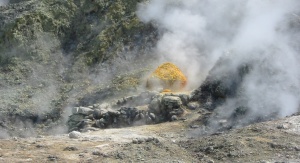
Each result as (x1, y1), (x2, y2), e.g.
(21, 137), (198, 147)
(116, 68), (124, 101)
(146, 62), (187, 92)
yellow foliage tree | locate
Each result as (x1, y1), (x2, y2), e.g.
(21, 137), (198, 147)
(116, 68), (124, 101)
(146, 62), (187, 92)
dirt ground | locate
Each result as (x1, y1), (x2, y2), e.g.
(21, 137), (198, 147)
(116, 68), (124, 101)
(0, 110), (299, 163)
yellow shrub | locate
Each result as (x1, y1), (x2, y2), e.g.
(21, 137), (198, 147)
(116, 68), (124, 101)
(146, 62), (187, 92)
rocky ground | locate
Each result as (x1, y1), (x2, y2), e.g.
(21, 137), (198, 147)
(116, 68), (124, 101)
(0, 110), (299, 162)
(1, 1), (300, 163)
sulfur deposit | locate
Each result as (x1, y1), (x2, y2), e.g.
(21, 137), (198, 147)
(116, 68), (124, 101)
(146, 62), (187, 92)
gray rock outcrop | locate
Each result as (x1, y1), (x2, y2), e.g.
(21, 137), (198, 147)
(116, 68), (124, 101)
(67, 91), (191, 132)
(161, 96), (184, 120)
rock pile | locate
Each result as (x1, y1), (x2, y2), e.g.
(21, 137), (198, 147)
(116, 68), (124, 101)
(67, 91), (197, 132)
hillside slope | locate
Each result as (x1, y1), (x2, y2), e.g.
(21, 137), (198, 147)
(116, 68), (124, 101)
(0, 0), (157, 137)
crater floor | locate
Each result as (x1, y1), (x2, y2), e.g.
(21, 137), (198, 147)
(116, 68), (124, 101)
(0, 111), (299, 163)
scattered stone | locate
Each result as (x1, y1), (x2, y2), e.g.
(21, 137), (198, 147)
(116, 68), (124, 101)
(115, 151), (125, 159)
(171, 115), (178, 121)
(207, 160), (214, 163)
(211, 132), (224, 136)
(251, 127), (262, 132)
(178, 94), (189, 105)
(117, 98), (127, 105)
(64, 146), (78, 151)
(36, 144), (47, 148)
(77, 107), (94, 115)
(78, 153), (85, 158)
(72, 106), (93, 115)
(92, 150), (102, 156)
(132, 139), (138, 144)
(179, 117), (187, 121)
(149, 113), (156, 121)
(277, 124), (289, 129)
(187, 102), (200, 110)
(190, 125), (200, 129)
(218, 119), (228, 127)
(145, 137), (155, 142)
(205, 146), (214, 154)
(259, 161), (270, 163)
(134, 113), (144, 121)
(69, 131), (81, 139)
(137, 138), (144, 144)
(47, 155), (58, 161)
(132, 137), (159, 144)
(153, 138), (160, 143)
(268, 142), (287, 149)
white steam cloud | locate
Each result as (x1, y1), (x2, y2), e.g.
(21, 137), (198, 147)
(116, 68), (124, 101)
(137, 0), (300, 118)
(0, 0), (8, 6)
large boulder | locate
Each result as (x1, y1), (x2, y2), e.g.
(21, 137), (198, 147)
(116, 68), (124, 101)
(162, 96), (182, 109)
(148, 94), (163, 114)
(161, 96), (184, 120)
(72, 107), (94, 116)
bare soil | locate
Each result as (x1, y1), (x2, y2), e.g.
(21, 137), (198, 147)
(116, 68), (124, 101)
(0, 110), (299, 163)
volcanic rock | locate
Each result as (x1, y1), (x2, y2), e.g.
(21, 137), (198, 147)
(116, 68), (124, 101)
(190, 56), (251, 111)
(161, 96), (184, 120)
(171, 115), (178, 121)
(162, 96), (182, 109)
(67, 92), (187, 131)
(187, 102), (200, 110)
(73, 107), (94, 116)
(69, 131), (81, 139)
(148, 95), (163, 114)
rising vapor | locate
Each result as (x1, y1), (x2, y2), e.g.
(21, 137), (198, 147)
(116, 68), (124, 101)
(137, 0), (300, 121)
(0, 0), (8, 6)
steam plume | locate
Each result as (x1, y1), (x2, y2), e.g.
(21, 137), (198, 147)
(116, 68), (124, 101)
(0, 0), (8, 6)
(137, 0), (300, 119)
